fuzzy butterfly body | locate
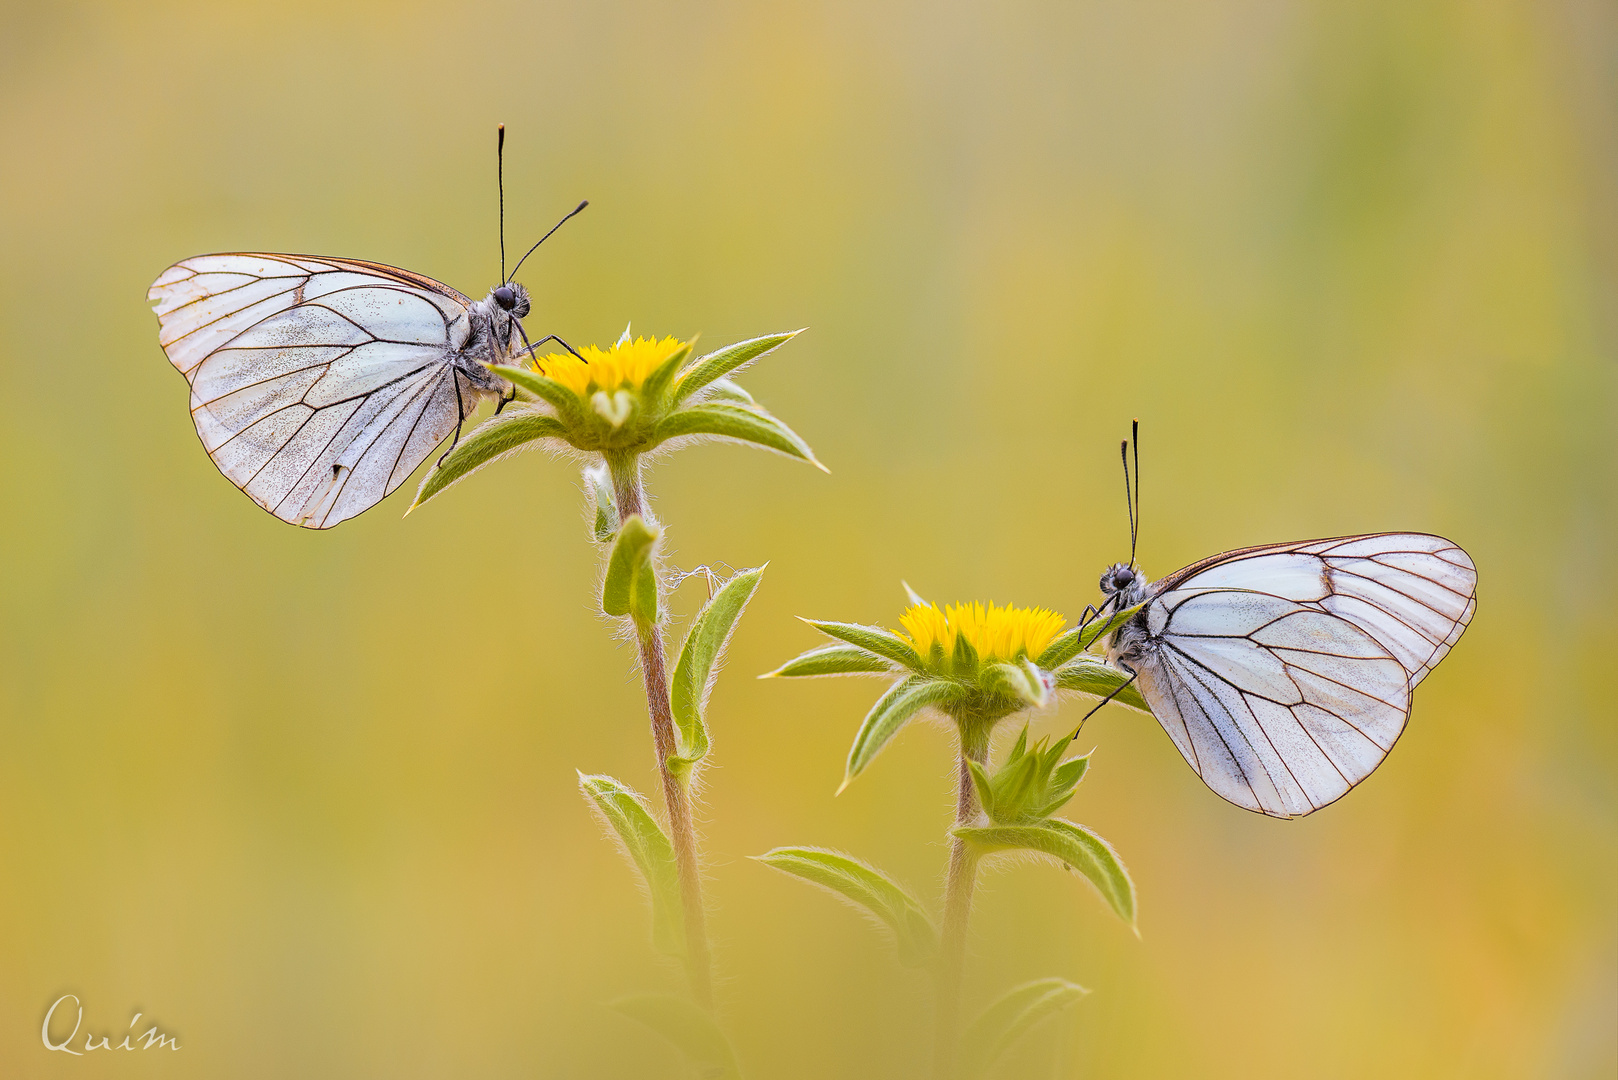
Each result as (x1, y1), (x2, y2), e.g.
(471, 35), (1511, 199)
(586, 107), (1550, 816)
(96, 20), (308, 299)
(148, 253), (532, 528)
(1100, 532), (1476, 818)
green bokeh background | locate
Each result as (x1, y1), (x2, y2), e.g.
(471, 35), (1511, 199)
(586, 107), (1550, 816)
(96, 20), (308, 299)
(1, 1), (1612, 1076)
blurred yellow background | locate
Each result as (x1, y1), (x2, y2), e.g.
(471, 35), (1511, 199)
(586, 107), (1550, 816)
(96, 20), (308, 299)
(0, 0), (1612, 1076)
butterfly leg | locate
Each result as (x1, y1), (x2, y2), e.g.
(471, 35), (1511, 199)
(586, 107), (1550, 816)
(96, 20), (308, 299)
(513, 333), (588, 364)
(1067, 662), (1138, 742)
(438, 372), (468, 469)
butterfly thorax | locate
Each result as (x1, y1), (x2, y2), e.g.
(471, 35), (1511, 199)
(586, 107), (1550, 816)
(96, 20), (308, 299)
(459, 283), (532, 392)
(1098, 561), (1155, 668)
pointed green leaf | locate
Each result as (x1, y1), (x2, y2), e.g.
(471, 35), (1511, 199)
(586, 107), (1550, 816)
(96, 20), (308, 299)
(1052, 656), (1150, 712)
(602, 515), (660, 622)
(966, 758), (996, 820)
(801, 620), (924, 671)
(959, 978), (1090, 1079)
(1035, 601), (1145, 669)
(752, 847), (936, 968)
(487, 364), (588, 427)
(609, 994), (741, 1080)
(578, 774), (684, 955)
(672, 330), (803, 405)
(409, 410), (567, 512)
(637, 339), (696, 410)
(668, 565), (765, 780)
(583, 462), (619, 542)
(655, 403), (825, 471)
(843, 676), (959, 789)
(759, 643), (894, 678)
(953, 819), (1136, 927)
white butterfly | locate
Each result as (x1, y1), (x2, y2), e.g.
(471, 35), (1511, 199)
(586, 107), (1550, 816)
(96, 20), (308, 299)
(148, 130), (584, 529)
(1090, 431), (1477, 818)
(148, 254), (540, 528)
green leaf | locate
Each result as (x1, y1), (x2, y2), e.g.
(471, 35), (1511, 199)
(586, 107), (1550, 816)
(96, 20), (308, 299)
(959, 978), (1090, 1079)
(953, 819), (1136, 927)
(602, 515), (660, 623)
(951, 629), (979, 680)
(1052, 656), (1150, 712)
(655, 403), (826, 472)
(759, 643), (894, 678)
(668, 566), (765, 780)
(982, 659), (1051, 707)
(842, 676), (959, 791)
(752, 847), (936, 968)
(637, 338), (697, 410)
(1035, 601), (1145, 669)
(801, 620), (924, 672)
(672, 330), (804, 405)
(487, 364), (588, 427)
(578, 774), (684, 956)
(408, 410), (566, 512)
(583, 462), (618, 542)
(966, 758), (996, 820)
(609, 994), (741, 1080)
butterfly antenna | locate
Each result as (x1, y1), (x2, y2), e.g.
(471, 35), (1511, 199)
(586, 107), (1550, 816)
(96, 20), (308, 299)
(508, 199), (590, 283)
(1131, 417), (1140, 568)
(497, 124), (507, 283)
(1120, 438), (1136, 568)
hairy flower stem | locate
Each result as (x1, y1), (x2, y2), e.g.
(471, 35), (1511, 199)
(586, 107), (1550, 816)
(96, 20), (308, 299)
(935, 722), (990, 1078)
(609, 455), (714, 1009)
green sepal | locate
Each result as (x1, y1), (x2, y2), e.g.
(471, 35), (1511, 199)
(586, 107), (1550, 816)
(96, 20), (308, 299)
(583, 462), (618, 542)
(487, 364), (589, 428)
(801, 620), (923, 672)
(959, 977), (1090, 1079)
(578, 774), (684, 956)
(1053, 656), (1150, 712)
(842, 676), (959, 791)
(951, 630), (979, 680)
(636, 338), (696, 411)
(966, 758), (996, 820)
(953, 819), (1137, 928)
(751, 846), (937, 968)
(602, 515), (660, 623)
(668, 565), (765, 782)
(672, 330), (803, 405)
(409, 410), (566, 512)
(982, 658), (1051, 708)
(1036, 601), (1145, 669)
(759, 643), (894, 678)
(975, 727), (1093, 824)
(654, 403), (826, 471)
(608, 994), (741, 1080)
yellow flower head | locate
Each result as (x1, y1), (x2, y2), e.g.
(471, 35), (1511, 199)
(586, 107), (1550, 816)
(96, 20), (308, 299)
(899, 601), (1066, 666)
(531, 335), (687, 398)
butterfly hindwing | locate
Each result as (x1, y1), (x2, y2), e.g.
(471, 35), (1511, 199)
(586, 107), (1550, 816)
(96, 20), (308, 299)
(149, 254), (481, 528)
(1129, 532), (1476, 818)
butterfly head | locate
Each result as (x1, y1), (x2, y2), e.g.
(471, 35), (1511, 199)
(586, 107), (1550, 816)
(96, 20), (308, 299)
(1099, 562), (1148, 607)
(490, 282), (531, 318)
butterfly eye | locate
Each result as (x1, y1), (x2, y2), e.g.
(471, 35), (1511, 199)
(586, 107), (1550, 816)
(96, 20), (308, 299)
(1114, 567), (1136, 587)
(493, 285), (516, 310)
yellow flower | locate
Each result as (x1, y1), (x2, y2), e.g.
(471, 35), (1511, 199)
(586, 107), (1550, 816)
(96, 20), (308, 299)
(899, 601), (1066, 666)
(531, 335), (688, 397)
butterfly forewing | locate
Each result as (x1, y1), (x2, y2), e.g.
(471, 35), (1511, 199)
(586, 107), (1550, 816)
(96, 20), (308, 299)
(149, 254), (480, 528)
(1127, 532), (1476, 818)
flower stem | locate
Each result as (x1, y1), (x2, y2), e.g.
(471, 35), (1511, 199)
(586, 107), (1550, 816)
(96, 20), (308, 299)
(935, 723), (990, 1078)
(608, 454), (714, 1009)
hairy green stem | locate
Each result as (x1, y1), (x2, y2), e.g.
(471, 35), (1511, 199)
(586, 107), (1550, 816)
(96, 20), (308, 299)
(935, 722), (990, 1077)
(609, 454), (714, 1009)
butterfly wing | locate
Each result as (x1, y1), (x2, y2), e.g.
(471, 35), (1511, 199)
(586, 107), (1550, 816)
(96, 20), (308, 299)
(149, 253), (482, 528)
(1131, 532), (1477, 817)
